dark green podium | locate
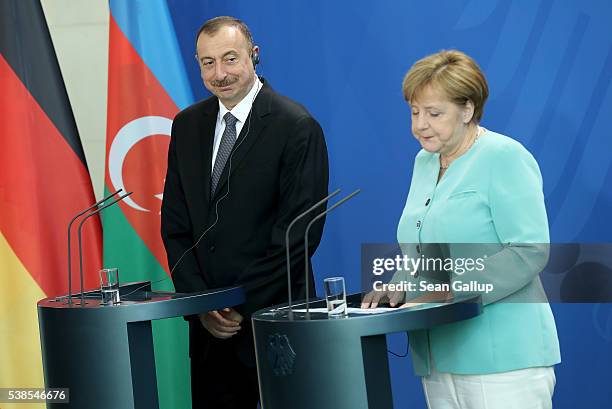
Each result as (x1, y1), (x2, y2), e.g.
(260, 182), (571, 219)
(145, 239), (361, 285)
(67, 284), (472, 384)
(252, 294), (481, 409)
(37, 281), (244, 409)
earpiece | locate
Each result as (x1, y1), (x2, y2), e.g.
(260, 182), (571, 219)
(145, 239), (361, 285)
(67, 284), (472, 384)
(251, 46), (259, 68)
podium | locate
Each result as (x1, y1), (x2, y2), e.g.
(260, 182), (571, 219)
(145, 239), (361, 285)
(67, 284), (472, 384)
(37, 281), (244, 409)
(252, 294), (481, 409)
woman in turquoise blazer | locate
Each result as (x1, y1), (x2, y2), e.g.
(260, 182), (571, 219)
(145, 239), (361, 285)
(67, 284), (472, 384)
(365, 50), (560, 409)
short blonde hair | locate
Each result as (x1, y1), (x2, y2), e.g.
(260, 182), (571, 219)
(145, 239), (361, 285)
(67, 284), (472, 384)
(402, 50), (489, 123)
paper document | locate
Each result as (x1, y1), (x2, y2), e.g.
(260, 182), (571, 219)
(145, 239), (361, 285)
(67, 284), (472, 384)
(291, 307), (399, 314)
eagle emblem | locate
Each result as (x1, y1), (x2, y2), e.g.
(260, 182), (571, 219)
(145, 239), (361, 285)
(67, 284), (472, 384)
(267, 333), (296, 376)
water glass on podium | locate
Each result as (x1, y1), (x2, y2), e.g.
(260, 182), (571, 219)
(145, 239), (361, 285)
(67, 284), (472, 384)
(323, 277), (347, 318)
(100, 268), (120, 305)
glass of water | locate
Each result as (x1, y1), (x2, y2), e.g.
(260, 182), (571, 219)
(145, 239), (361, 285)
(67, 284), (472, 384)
(100, 268), (120, 305)
(323, 277), (347, 318)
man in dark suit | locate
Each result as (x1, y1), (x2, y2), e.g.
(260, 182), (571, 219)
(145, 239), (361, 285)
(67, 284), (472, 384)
(161, 16), (329, 409)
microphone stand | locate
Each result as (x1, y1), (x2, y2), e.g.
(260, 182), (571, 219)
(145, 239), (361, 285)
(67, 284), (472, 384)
(285, 189), (341, 317)
(76, 192), (132, 305)
(304, 189), (361, 317)
(66, 189), (122, 305)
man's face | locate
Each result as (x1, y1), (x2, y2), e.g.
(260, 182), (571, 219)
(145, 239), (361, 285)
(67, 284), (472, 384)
(196, 25), (256, 110)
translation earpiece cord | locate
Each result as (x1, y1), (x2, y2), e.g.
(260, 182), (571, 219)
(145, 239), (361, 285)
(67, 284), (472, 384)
(122, 79), (263, 299)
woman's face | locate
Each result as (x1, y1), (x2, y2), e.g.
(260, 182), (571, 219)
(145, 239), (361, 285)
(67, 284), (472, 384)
(410, 84), (473, 156)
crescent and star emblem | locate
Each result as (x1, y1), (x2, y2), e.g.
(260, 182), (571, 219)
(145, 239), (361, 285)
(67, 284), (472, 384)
(108, 115), (172, 212)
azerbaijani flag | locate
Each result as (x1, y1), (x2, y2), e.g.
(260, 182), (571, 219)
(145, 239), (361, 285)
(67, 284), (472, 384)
(104, 1), (194, 407)
(0, 0), (102, 405)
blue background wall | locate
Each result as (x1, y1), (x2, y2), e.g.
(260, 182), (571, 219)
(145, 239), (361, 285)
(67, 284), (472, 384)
(166, 0), (612, 407)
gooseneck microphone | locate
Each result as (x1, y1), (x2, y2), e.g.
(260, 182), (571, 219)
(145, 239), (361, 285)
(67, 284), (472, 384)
(76, 191), (132, 305)
(285, 189), (341, 315)
(66, 189), (123, 305)
(304, 189), (361, 316)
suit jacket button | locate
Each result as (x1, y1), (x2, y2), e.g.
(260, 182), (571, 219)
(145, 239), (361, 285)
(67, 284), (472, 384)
(209, 245), (215, 253)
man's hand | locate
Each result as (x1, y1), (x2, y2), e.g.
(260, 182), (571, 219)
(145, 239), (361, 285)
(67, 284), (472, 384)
(219, 307), (243, 324)
(199, 308), (243, 339)
(361, 289), (405, 308)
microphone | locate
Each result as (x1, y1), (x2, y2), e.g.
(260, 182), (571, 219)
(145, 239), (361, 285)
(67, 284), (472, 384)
(304, 189), (361, 316)
(76, 192), (132, 305)
(66, 189), (123, 305)
(285, 189), (341, 315)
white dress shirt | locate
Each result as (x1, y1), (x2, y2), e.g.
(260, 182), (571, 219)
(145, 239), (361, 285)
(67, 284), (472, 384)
(211, 77), (263, 170)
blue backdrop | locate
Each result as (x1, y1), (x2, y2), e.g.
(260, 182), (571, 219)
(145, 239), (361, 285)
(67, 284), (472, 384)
(165, 0), (612, 407)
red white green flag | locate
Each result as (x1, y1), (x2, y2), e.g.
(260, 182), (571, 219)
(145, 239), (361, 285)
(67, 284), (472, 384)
(105, 0), (194, 407)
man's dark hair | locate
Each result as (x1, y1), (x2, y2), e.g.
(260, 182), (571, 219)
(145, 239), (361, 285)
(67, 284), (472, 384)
(195, 16), (254, 52)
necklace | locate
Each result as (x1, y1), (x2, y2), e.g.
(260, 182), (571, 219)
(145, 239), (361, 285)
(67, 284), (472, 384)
(440, 126), (483, 170)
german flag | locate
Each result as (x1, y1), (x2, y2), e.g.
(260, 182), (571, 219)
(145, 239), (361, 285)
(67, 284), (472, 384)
(0, 0), (102, 399)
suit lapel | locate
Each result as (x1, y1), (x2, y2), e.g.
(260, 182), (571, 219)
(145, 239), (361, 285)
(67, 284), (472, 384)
(211, 82), (273, 201)
(187, 99), (217, 233)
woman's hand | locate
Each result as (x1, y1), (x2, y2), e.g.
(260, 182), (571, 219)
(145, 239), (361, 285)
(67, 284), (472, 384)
(361, 288), (405, 308)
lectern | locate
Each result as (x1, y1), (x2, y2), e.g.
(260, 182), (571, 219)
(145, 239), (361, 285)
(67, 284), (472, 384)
(37, 281), (244, 409)
(252, 294), (481, 409)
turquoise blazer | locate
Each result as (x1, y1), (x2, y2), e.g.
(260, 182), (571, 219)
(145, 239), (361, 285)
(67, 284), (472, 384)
(396, 131), (561, 376)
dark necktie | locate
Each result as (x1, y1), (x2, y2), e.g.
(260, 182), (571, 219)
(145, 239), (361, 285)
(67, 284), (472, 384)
(211, 112), (238, 197)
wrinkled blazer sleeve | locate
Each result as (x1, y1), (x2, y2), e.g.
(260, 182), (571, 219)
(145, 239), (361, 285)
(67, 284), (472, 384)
(450, 143), (550, 305)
